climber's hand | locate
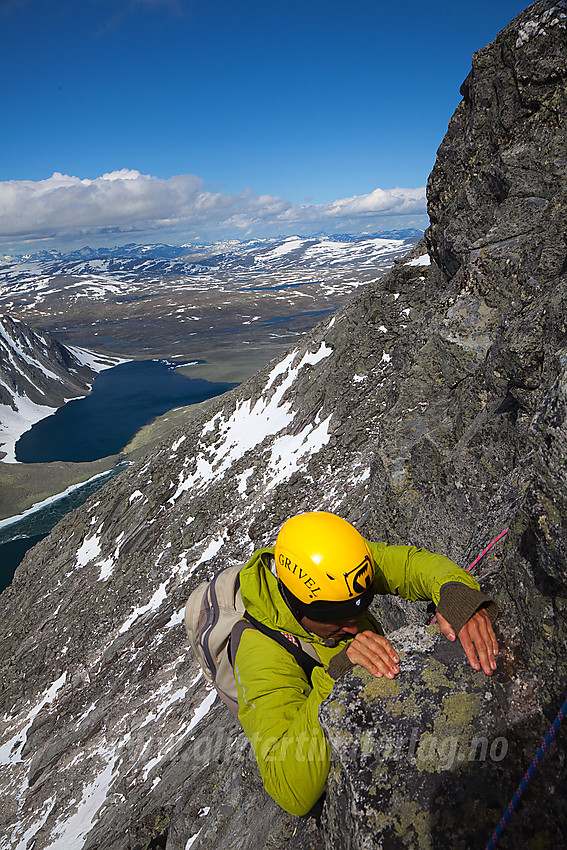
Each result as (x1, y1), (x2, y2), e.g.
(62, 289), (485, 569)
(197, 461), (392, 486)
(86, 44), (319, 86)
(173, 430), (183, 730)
(437, 610), (498, 675)
(346, 631), (400, 679)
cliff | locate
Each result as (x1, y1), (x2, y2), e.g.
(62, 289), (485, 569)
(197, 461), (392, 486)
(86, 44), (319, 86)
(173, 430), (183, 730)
(0, 2), (566, 849)
(320, 2), (567, 845)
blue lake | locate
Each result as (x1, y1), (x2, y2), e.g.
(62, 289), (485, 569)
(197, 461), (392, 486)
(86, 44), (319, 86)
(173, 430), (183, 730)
(1, 360), (237, 591)
(16, 359), (237, 462)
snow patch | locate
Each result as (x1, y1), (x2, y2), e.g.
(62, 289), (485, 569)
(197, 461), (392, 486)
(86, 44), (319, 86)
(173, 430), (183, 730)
(237, 468), (254, 495)
(406, 253), (431, 266)
(97, 557), (115, 582)
(11, 795), (56, 850)
(73, 530), (124, 581)
(46, 740), (127, 850)
(259, 237), (305, 259)
(185, 828), (202, 849)
(194, 535), (225, 568)
(76, 533), (102, 568)
(66, 345), (125, 372)
(0, 673), (67, 768)
(268, 414), (333, 489)
(140, 689), (216, 791)
(118, 581), (169, 634)
(187, 690), (217, 734)
(171, 343), (333, 504)
(0, 393), (57, 464)
(171, 435), (187, 453)
(139, 685), (189, 732)
(166, 607), (185, 628)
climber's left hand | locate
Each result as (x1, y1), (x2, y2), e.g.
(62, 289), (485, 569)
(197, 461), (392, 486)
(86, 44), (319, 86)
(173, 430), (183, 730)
(437, 609), (498, 675)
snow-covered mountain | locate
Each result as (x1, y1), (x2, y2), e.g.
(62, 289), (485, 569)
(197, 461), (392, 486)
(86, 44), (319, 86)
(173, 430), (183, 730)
(0, 315), (121, 462)
(1, 230), (422, 266)
(0, 233), (420, 281)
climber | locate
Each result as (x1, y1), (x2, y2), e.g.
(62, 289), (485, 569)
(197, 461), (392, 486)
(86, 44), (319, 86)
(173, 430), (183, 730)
(232, 511), (499, 817)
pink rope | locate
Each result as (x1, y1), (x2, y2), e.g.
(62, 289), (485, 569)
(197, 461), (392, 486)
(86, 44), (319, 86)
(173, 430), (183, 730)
(430, 527), (508, 625)
(466, 527), (509, 573)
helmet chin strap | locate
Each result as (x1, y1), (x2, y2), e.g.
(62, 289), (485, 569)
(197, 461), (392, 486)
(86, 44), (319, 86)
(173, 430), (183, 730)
(277, 580), (305, 623)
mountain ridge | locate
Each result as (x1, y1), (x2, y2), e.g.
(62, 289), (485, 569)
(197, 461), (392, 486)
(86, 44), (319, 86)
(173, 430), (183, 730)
(0, 233), (420, 282)
(1, 230), (424, 265)
(0, 314), (121, 463)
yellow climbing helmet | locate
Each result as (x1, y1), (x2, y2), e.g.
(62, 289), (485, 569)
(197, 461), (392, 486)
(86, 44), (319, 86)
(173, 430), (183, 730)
(274, 511), (375, 622)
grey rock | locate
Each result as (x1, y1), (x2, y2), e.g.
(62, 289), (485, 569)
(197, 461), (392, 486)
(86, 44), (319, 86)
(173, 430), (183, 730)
(319, 2), (567, 847)
(320, 626), (560, 850)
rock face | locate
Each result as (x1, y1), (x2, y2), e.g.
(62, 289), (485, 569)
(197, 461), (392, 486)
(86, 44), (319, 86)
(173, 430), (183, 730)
(0, 3), (566, 849)
(320, 2), (567, 846)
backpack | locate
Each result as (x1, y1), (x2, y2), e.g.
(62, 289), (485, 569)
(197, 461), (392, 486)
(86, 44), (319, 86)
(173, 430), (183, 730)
(184, 563), (323, 718)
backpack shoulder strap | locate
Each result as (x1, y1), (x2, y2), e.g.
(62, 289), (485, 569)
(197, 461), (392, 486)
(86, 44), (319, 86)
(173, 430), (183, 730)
(229, 617), (253, 667)
(230, 611), (323, 685)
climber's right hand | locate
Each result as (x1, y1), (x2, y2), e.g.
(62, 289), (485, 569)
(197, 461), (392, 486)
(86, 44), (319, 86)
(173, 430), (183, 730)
(346, 631), (400, 679)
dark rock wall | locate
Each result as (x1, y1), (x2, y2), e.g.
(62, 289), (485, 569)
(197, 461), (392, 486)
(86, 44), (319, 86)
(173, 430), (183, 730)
(321, 3), (567, 848)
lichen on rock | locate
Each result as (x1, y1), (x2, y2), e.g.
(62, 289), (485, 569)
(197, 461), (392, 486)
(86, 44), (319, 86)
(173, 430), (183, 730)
(320, 626), (560, 849)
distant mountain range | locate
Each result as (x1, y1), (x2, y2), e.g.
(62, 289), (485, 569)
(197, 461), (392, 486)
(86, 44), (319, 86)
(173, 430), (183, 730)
(0, 233), (425, 370)
(1, 230), (423, 266)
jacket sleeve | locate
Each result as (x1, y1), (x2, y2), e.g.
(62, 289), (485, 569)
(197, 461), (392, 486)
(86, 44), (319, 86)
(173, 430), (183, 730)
(233, 627), (334, 816)
(367, 541), (481, 607)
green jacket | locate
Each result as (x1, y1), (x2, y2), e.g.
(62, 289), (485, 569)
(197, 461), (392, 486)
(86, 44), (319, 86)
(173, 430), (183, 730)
(234, 541), (485, 816)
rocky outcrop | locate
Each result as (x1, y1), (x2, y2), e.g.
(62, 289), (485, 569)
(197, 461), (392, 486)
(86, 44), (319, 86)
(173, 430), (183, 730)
(0, 3), (566, 849)
(0, 314), (101, 406)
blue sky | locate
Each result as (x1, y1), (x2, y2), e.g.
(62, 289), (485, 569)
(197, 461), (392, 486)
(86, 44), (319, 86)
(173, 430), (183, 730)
(0, 0), (528, 252)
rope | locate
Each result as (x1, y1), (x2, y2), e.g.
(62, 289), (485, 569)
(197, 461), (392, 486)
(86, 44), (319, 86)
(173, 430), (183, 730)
(422, 525), (565, 845)
(429, 527), (509, 625)
(485, 696), (567, 849)
(466, 527), (509, 573)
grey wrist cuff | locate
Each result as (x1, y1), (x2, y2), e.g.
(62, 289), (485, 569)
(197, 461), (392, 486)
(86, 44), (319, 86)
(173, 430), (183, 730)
(327, 645), (356, 680)
(436, 582), (499, 635)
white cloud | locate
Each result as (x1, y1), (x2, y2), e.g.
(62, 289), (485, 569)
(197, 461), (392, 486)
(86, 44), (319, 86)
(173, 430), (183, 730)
(0, 170), (426, 247)
(319, 186), (426, 217)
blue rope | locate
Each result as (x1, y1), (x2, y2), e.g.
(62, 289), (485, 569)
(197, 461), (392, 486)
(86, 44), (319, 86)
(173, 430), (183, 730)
(485, 696), (567, 849)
